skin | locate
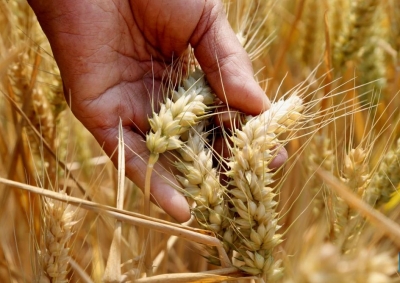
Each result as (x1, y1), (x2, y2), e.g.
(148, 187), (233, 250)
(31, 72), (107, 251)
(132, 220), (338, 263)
(28, 0), (282, 222)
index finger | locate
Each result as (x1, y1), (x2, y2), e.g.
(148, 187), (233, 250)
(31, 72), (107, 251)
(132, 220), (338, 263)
(190, 0), (271, 115)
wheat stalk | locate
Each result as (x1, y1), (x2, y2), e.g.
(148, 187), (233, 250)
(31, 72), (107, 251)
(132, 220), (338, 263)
(103, 119), (125, 281)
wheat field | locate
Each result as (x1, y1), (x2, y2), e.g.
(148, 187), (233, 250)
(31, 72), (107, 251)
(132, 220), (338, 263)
(1, 0), (400, 282)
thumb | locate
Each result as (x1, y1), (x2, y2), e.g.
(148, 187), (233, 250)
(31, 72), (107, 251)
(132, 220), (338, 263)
(190, 0), (270, 115)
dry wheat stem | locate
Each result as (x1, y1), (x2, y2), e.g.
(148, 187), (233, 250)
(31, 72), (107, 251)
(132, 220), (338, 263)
(103, 119), (125, 282)
(132, 267), (244, 283)
(68, 257), (94, 283)
(0, 177), (231, 267)
(1, 90), (88, 197)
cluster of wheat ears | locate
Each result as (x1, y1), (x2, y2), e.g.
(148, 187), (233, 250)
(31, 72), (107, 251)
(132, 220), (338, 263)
(1, 0), (400, 282)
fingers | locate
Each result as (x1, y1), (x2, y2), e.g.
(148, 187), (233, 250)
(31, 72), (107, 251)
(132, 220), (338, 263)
(268, 147), (288, 170)
(93, 127), (191, 223)
(190, 0), (271, 116)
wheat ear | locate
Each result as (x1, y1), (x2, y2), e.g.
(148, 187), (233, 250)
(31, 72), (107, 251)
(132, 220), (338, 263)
(364, 138), (400, 207)
(38, 194), (78, 283)
(333, 0), (380, 70)
(174, 121), (233, 265)
(143, 67), (216, 273)
(225, 95), (304, 279)
(144, 68), (216, 214)
(333, 147), (369, 246)
(175, 122), (230, 234)
(307, 134), (334, 216)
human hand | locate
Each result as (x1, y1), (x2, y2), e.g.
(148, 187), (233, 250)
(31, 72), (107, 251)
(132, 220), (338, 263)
(28, 0), (274, 222)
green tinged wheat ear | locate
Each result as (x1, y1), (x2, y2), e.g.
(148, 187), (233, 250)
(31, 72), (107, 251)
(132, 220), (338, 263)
(364, 138), (400, 207)
(300, 0), (320, 67)
(170, 91), (305, 278)
(333, 147), (369, 243)
(38, 194), (78, 283)
(332, 0), (380, 71)
(144, 67), (216, 216)
(144, 66), (217, 273)
(328, 0), (348, 51)
(308, 135), (335, 216)
(391, 0), (400, 62)
(357, 6), (387, 98)
(333, 146), (370, 254)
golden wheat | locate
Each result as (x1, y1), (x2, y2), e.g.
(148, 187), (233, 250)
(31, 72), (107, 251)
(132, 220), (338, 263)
(2, 1), (400, 282)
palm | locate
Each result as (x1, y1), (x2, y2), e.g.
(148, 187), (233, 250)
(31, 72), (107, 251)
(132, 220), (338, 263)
(30, 0), (271, 222)
(44, 1), (204, 132)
